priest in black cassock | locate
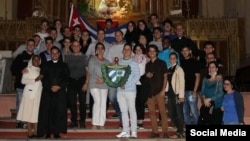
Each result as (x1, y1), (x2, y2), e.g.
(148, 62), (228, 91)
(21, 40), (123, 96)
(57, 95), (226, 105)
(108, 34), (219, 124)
(37, 46), (69, 139)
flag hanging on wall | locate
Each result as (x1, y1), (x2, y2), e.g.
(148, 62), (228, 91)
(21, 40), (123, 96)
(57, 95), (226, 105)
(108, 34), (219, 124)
(68, 4), (127, 43)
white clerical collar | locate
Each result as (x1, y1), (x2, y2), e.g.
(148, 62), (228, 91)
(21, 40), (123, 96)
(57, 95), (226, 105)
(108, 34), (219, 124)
(52, 60), (58, 63)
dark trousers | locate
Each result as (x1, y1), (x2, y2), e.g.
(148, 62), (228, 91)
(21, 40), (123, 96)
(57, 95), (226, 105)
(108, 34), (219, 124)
(168, 96), (185, 134)
(210, 108), (223, 125)
(67, 77), (87, 123)
(88, 93), (94, 117)
(135, 85), (147, 120)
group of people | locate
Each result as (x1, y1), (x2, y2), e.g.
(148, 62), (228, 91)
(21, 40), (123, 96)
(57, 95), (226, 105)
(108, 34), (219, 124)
(10, 13), (245, 139)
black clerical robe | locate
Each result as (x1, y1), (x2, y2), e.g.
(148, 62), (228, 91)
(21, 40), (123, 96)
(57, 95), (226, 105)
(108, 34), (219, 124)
(37, 60), (69, 136)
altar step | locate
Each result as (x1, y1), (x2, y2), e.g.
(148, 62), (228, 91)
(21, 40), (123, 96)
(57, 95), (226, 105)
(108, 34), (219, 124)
(0, 94), (174, 139)
(10, 109), (164, 120)
(0, 118), (173, 129)
(0, 128), (177, 139)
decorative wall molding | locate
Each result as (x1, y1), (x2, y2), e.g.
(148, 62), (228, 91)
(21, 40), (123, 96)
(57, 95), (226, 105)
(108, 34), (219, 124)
(0, 17), (245, 75)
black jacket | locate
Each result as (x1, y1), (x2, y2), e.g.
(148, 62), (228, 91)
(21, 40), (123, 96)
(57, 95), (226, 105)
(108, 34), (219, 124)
(10, 51), (33, 89)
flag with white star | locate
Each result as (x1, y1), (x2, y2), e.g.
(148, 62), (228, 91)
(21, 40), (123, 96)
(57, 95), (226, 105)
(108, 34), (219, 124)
(68, 4), (127, 43)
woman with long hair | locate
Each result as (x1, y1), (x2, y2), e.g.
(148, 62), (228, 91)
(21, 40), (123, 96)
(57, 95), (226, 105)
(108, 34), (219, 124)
(132, 44), (148, 129)
(124, 21), (138, 45)
(136, 20), (153, 43)
(201, 61), (224, 125)
(80, 30), (92, 54)
(88, 42), (110, 129)
(61, 37), (72, 60)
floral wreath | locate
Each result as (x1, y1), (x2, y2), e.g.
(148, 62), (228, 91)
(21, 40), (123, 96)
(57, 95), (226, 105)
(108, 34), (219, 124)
(101, 64), (131, 88)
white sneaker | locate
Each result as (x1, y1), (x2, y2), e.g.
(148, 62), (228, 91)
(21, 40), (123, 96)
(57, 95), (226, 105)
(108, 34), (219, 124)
(131, 131), (137, 138)
(116, 131), (130, 138)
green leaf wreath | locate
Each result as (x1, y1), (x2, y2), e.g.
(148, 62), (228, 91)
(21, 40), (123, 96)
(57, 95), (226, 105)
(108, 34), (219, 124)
(101, 64), (131, 88)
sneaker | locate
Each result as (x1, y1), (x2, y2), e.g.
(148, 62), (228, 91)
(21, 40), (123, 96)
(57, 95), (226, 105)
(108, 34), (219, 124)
(22, 123), (27, 129)
(137, 123), (144, 129)
(131, 131), (137, 138)
(116, 131), (130, 138)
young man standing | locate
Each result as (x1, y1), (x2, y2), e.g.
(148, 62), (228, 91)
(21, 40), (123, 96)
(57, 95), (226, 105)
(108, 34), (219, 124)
(145, 45), (169, 138)
(37, 47), (69, 139)
(116, 43), (140, 138)
(11, 39), (35, 128)
(181, 46), (201, 125)
(64, 40), (89, 128)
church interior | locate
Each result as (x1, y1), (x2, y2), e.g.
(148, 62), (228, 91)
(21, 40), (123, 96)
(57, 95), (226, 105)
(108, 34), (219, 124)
(0, 0), (250, 76)
(0, 0), (249, 140)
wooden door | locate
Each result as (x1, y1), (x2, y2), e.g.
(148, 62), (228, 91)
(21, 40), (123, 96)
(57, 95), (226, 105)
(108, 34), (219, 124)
(17, 0), (33, 20)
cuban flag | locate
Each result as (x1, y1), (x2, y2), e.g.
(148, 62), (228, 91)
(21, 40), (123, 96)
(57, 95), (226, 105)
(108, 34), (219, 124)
(68, 4), (127, 43)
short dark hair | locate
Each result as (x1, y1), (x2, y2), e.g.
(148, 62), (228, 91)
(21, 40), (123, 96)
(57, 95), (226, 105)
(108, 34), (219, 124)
(163, 36), (171, 42)
(40, 19), (49, 25)
(27, 38), (35, 44)
(203, 41), (215, 49)
(105, 18), (112, 24)
(73, 25), (81, 31)
(223, 76), (239, 91)
(163, 19), (174, 27)
(133, 44), (146, 54)
(181, 45), (191, 51)
(50, 46), (60, 53)
(32, 54), (41, 60)
(153, 27), (163, 33)
(115, 30), (124, 36)
(49, 26), (57, 33)
(123, 43), (132, 50)
(53, 19), (62, 26)
(63, 37), (72, 42)
(97, 29), (105, 34)
(63, 26), (70, 31)
(150, 13), (158, 19)
(45, 36), (54, 43)
(147, 44), (159, 53)
(206, 52), (216, 58)
(32, 34), (40, 39)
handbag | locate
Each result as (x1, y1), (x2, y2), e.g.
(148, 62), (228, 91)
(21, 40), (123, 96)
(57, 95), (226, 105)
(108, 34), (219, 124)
(198, 101), (215, 125)
(198, 79), (219, 124)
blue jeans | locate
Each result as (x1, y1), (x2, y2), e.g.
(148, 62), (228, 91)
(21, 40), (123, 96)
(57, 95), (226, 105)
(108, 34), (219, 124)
(16, 88), (24, 122)
(108, 87), (121, 121)
(183, 91), (199, 125)
(223, 122), (240, 125)
(16, 88), (24, 114)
